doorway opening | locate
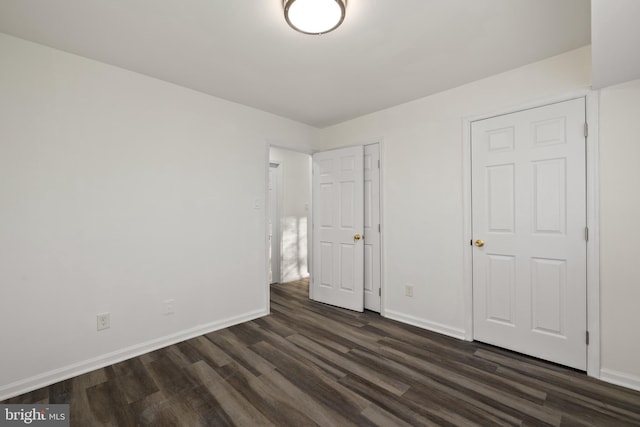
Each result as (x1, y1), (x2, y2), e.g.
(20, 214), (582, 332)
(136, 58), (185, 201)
(268, 147), (311, 285)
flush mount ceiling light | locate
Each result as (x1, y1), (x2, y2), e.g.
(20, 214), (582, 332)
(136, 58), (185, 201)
(284, 0), (346, 35)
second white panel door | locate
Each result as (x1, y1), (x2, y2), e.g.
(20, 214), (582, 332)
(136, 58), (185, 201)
(312, 146), (365, 312)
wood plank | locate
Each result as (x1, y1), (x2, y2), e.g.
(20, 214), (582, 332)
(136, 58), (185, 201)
(184, 360), (274, 426)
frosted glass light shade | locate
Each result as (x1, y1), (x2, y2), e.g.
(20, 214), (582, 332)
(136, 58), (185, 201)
(284, 0), (346, 35)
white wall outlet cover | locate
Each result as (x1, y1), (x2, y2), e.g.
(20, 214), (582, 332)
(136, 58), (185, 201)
(163, 299), (175, 315)
(96, 313), (110, 331)
(405, 285), (414, 297)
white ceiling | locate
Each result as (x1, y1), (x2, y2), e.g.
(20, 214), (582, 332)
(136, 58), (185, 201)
(0, 0), (591, 127)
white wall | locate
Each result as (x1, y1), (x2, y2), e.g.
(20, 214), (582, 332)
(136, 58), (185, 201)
(598, 78), (640, 388)
(592, 0), (640, 89)
(0, 33), (316, 399)
(269, 147), (311, 283)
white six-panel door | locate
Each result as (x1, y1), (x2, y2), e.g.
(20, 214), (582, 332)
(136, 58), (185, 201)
(472, 98), (587, 370)
(312, 146), (365, 312)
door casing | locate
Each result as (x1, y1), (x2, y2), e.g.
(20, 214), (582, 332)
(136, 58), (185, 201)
(269, 162), (282, 284)
(364, 143), (382, 312)
(462, 90), (601, 378)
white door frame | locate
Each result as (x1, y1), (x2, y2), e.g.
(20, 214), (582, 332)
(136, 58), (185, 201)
(462, 90), (600, 378)
(269, 161), (282, 283)
(378, 140), (386, 316)
(364, 143), (382, 312)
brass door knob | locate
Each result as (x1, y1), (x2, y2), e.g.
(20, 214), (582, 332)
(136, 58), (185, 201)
(474, 240), (485, 247)
(354, 234), (362, 241)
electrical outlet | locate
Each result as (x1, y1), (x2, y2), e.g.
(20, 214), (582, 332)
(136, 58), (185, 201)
(97, 313), (110, 331)
(163, 299), (175, 315)
(405, 284), (414, 297)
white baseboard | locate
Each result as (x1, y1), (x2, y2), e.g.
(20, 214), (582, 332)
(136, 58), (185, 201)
(0, 308), (269, 401)
(383, 310), (466, 340)
(600, 368), (640, 392)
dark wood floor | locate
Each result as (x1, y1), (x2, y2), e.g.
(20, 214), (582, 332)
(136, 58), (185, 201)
(4, 279), (640, 426)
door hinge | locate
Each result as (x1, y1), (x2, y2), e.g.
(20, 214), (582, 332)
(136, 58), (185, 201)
(378, 288), (381, 296)
(584, 122), (588, 138)
(378, 159), (380, 169)
(585, 227), (589, 241)
(586, 331), (590, 345)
